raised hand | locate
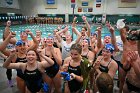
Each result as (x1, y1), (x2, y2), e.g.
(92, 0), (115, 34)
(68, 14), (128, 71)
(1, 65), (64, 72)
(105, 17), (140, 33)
(9, 48), (16, 57)
(82, 16), (87, 21)
(109, 26), (115, 34)
(64, 26), (69, 31)
(73, 16), (77, 22)
(106, 21), (111, 28)
(9, 32), (16, 38)
(25, 29), (32, 35)
(96, 26), (102, 32)
(36, 49), (43, 55)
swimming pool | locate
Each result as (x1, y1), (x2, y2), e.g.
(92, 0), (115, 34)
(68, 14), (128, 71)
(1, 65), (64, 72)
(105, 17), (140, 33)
(0, 24), (126, 40)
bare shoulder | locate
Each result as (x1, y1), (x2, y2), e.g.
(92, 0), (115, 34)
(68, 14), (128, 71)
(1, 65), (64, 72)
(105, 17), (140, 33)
(89, 51), (95, 55)
(110, 59), (118, 67)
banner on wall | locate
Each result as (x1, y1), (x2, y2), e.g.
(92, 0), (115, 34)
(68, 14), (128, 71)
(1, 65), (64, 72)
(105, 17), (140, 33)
(83, 8), (87, 12)
(71, 0), (75, 3)
(78, 7), (82, 12)
(0, 0), (20, 9)
(96, 4), (101, 8)
(46, 0), (55, 4)
(44, 0), (57, 9)
(96, 0), (101, 3)
(88, 8), (93, 12)
(121, 0), (136, 3)
(118, 0), (137, 8)
(77, 0), (93, 8)
(82, 2), (88, 6)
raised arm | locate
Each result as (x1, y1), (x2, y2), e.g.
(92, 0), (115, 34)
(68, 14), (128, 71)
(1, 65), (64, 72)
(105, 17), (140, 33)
(72, 16), (77, 28)
(0, 32), (16, 51)
(39, 52), (54, 68)
(96, 27), (102, 49)
(3, 51), (22, 69)
(119, 28), (127, 43)
(82, 16), (91, 37)
(0, 52), (7, 59)
(3, 21), (17, 45)
(109, 25), (119, 52)
(52, 47), (62, 65)
(56, 27), (68, 43)
(26, 30), (39, 51)
(72, 27), (81, 43)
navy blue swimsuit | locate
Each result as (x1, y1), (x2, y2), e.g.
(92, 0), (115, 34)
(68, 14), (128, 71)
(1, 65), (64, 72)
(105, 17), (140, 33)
(24, 64), (43, 93)
(16, 57), (27, 80)
(68, 61), (83, 92)
(45, 49), (59, 78)
(99, 59), (112, 73)
(81, 51), (89, 59)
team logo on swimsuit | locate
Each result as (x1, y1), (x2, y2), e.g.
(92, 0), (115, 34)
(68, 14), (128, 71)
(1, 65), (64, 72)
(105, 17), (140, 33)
(64, 46), (70, 52)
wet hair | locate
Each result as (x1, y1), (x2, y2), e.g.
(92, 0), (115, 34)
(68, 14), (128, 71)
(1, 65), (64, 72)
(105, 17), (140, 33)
(82, 26), (87, 31)
(70, 43), (82, 54)
(96, 72), (114, 93)
(27, 50), (41, 62)
(104, 34), (111, 39)
(83, 38), (90, 45)
(36, 30), (42, 35)
(91, 32), (98, 37)
(20, 31), (28, 36)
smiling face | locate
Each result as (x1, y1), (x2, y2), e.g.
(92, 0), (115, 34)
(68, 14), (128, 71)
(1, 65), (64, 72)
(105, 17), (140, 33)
(70, 49), (81, 60)
(20, 32), (28, 41)
(70, 43), (82, 60)
(46, 37), (54, 46)
(16, 42), (27, 54)
(102, 48), (112, 58)
(26, 50), (37, 64)
(36, 30), (42, 37)
(103, 36), (111, 44)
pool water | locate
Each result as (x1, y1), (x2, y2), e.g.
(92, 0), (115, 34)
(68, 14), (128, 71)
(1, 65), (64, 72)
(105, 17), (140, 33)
(0, 24), (120, 40)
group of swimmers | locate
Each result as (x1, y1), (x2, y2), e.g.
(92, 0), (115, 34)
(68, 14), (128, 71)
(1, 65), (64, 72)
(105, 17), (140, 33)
(0, 15), (140, 93)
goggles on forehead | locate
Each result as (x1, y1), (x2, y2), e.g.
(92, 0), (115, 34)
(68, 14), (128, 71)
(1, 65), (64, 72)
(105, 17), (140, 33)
(104, 44), (114, 53)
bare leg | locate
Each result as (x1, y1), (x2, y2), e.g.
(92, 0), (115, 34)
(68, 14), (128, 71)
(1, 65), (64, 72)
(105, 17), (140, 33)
(16, 76), (26, 93)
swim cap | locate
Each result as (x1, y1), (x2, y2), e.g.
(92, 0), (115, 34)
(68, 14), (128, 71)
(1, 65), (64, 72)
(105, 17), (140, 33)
(104, 44), (114, 53)
(16, 40), (25, 46)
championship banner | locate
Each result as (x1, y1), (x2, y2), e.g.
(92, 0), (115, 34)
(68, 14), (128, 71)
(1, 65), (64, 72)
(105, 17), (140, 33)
(0, 0), (20, 9)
